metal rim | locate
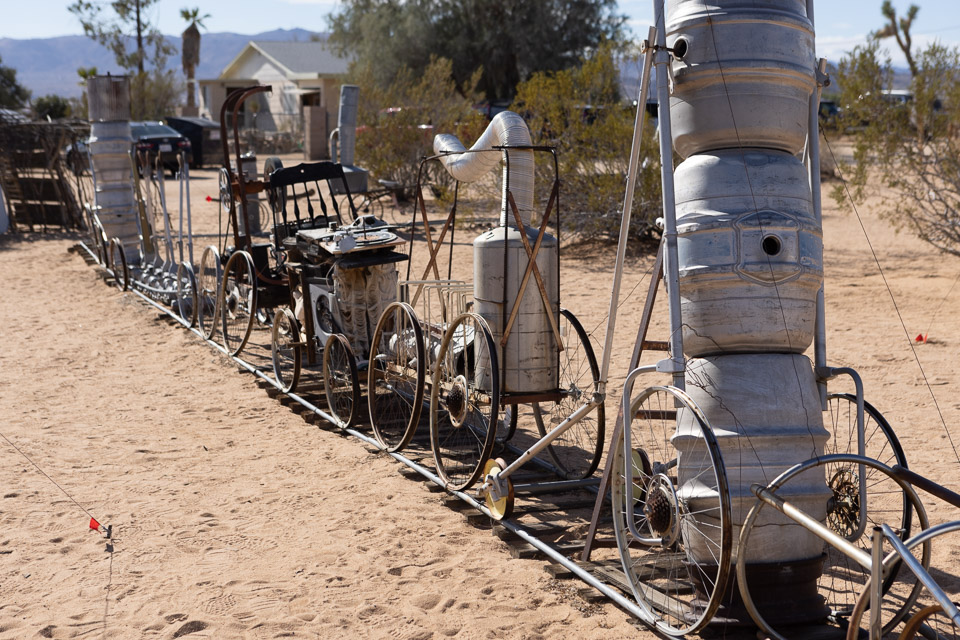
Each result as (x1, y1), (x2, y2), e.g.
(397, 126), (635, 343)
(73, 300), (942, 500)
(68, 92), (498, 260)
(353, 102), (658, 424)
(108, 237), (128, 291)
(176, 262), (198, 327)
(610, 384), (732, 637)
(736, 454), (931, 640)
(198, 245), (222, 340)
(220, 250), (257, 357)
(368, 302), (426, 453)
(429, 312), (499, 492)
(532, 308), (605, 480)
(323, 333), (360, 429)
(271, 307), (301, 394)
(494, 404), (518, 444)
(821, 393), (914, 615)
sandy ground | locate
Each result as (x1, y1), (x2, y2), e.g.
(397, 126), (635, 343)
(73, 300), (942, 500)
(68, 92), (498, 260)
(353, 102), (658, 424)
(1, 152), (959, 639)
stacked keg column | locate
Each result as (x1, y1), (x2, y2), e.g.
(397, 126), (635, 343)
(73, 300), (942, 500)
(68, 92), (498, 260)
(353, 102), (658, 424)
(87, 75), (141, 263)
(663, 0), (832, 624)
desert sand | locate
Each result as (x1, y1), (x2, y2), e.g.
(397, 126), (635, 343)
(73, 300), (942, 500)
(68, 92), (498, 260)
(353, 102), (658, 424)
(1, 153), (958, 639)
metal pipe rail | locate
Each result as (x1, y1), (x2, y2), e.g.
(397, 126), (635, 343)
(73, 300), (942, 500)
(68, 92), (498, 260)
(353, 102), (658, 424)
(75, 239), (657, 626)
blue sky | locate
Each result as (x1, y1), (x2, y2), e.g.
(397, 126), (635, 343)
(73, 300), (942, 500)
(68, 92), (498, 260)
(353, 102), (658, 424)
(1, 0), (958, 67)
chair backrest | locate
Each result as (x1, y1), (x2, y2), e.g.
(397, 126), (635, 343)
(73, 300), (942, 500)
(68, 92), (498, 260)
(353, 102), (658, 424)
(267, 161), (358, 229)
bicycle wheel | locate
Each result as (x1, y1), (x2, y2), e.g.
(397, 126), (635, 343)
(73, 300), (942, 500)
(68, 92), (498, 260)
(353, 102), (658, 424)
(323, 334), (360, 428)
(610, 385), (731, 637)
(368, 302), (426, 452)
(821, 394), (916, 620)
(737, 454), (930, 640)
(175, 262), (197, 327)
(271, 307), (301, 393)
(198, 245), (222, 340)
(532, 308), (604, 480)
(220, 250), (257, 357)
(108, 238), (129, 291)
(430, 312), (498, 492)
(494, 405), (518, 444)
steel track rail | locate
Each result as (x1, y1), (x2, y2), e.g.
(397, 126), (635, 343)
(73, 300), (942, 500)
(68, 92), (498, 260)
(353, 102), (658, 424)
(75, 240), (654, 625)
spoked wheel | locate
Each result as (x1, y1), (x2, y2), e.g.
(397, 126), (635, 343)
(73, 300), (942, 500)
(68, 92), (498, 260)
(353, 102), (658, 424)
(220, 250), (258, 357)
(368, 302), (426, 452)
(198, 245), (222, 340)
(610, 385), (731, 637)
(532, 308), (604, 480)
(895, 603), (960, 640)
(817, 394), (918, 624)
(175, 262), (198, 327)
(494, 405), (518, 444)
(737, 454), (930, 640)
(271, 307), (301, 393)
(323, 334), (360, 428)
(91, 218), (108, 266)
(430, 312), (499, 492)
(108, 238), (129, 291)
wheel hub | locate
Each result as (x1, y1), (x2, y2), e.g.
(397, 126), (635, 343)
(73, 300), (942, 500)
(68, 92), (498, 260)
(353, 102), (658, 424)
(827, 468), (861, 538)
(644, 483), (675, 535)
(446, 375), (468, 427)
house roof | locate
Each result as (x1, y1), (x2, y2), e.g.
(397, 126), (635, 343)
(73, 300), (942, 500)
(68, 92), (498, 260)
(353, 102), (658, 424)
(219, 40), (351, 81)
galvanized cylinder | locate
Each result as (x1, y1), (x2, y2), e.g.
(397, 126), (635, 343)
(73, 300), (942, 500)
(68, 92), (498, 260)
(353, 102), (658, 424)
(336, 85), (359, 166)
(666, 0), (815, 158)
(87, 76), (131, 123)
(473, 226), (559, 394)
(674, 149), (822, 356)
(87, 86), (139, 262)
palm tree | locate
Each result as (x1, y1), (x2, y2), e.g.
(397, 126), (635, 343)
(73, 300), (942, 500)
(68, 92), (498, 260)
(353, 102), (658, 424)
(180, 7), (210, 115)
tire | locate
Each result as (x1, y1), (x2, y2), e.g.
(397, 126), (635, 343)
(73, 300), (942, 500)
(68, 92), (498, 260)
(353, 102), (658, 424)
(271, 307), (301, 393)
(323, 333), (360, 428)
(368, 302), (426, 452)
(429, 312), (498, 492)
(610, 385), (731, 637)
(532, 308), (604, 480)
(220, 250), (257, 357)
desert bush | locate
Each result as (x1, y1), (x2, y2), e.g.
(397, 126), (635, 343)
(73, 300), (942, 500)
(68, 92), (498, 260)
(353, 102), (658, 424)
(351, 56), (485, 198)
(512, 42), (661, 242)
(834, 6), (960, 256)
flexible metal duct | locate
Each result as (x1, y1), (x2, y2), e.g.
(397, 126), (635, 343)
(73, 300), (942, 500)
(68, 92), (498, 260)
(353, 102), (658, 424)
(433, 111), (534, 227)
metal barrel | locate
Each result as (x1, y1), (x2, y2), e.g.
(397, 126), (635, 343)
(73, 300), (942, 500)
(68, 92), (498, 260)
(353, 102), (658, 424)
(336, 85), (359, 166)
(473, 226), (559, 394)
(666, 0), (815, 158)
(674, 148), (822, 356)
(87, 76), (131, 123)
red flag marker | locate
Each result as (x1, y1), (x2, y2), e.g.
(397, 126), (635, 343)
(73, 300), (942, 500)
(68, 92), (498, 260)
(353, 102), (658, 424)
(916, 334), (924, 343)
(89, 517), (100, 532)
(206, 195), (212, 202)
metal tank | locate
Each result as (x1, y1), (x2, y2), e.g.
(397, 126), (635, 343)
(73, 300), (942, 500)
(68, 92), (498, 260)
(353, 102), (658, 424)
(329, 85), (368, 194)
(661, 0), (829, 625)
(674, 149), (823, 354)
(665, 0), (816, 158)
(434, 111), (559, 395)
(87, 75), (140, 262)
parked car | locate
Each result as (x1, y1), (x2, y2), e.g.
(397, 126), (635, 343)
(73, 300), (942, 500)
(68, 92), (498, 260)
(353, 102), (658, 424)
(131, 121), (191, 175)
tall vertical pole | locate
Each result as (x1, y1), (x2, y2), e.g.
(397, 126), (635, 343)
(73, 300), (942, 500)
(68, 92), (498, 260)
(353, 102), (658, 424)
(653, 0), (686, 390)
(807, 0), (829, 408)
(597, 26), (657, 392)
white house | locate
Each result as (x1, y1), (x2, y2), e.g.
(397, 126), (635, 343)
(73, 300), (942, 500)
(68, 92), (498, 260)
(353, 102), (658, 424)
(198, 40), (351, 158)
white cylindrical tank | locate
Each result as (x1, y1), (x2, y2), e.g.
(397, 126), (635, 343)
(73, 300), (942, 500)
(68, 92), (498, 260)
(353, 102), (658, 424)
(674, 149), (823, 356)
(433, 112), (560, 395)
(474, 226), (559, 394)
(666, 0), (816, 158)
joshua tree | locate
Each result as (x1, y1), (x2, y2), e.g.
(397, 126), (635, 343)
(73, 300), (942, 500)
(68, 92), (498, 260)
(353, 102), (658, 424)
(180, 7), (210, 114)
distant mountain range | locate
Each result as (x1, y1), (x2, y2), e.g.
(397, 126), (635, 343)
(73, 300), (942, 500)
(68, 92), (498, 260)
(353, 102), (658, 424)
(0, 28), (324, 99)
